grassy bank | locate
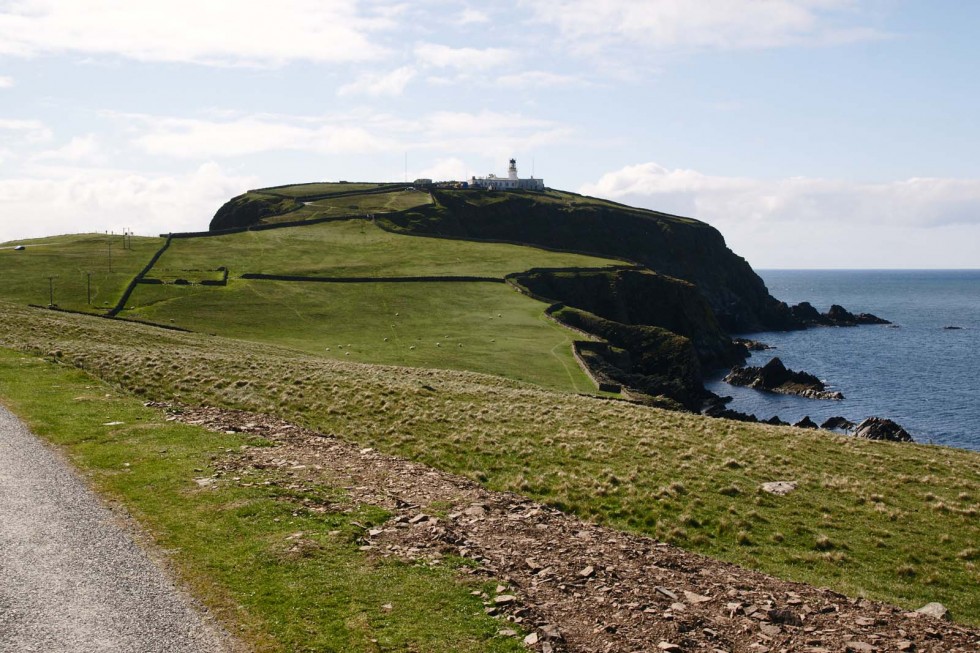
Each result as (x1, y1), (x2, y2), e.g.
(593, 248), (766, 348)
(0, 347), (524, 652)
(149, 218), (622, 280)
(2, 303), (978, 624)
(124, 279), (597, 393)
(0, 233), (161, 312)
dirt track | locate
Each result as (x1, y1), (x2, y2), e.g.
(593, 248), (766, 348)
(172, 403), (980, 653)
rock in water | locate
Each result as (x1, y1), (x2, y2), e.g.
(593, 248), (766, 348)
(821, 416), (855, 431)
(853, 417), (914, 442)
(790, 302), (890, 326)
(794, 416), (819, 429)
(724, 358), (843, 400)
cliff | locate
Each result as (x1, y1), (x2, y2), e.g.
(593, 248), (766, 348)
(210, 192), (302, 231)
(380, 189), (795, 333)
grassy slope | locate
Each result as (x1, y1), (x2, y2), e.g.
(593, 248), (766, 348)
(124, 279), (597, 393)
(123, 218), (623, 393)
(0, 348), (524, 652)
(263, 189), (432, 223)
(152, 218), (622, 279)
(3, 303), (978, 625)
(262, 182), (387, 198)
(0, 233), (161, 312)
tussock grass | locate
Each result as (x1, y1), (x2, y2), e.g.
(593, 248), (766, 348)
(0, 347), (525, 652)
(1, 303), (978, 623)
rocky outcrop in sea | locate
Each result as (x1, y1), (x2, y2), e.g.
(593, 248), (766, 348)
(724, 357), (844, 400)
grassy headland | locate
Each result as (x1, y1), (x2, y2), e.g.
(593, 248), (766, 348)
(149, 217), (623, 279)
(2, 303), (977, 625)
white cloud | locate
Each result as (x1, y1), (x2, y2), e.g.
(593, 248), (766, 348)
(412, 157), (472, 182)
(581, 162), (980, 268)
(525, 0), (884, 54)
(0, 162), (257, 243)
(338, 66), (417, 97)
(117, 114), (392, 159)
(456, 8), (489, 25)
(496, 70), (582, 88)
(0, 75), (13, 88)
(0, 0), (390, 66)
(108, 109), (574, 161)
(414, 43), (516, 70)
(33, 134), (105, 164)
(0, 118), (53, 143)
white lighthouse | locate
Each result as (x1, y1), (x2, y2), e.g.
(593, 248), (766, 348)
(469, 158), (544, 191)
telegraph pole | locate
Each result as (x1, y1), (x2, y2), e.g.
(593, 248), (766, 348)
(87, 272), (92, 305)
(47, 276), (55, 307)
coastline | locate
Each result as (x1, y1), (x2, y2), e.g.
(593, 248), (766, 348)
(707, 269), (980, 451)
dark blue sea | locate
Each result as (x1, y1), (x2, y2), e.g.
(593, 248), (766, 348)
(705, 270), (980, 451)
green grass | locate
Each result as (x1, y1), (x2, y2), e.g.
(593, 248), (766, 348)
(3, 303), (978, 624)
(0, 347), (526, 653)
(149, 218), (622, 279)
(0, 233), (161, 312)
(261, 182), (387, 198)
(123, 279), (598, 393)
(263, 189), (432, 223)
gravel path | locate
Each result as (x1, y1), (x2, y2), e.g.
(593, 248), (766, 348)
(0, 404), (232, 653)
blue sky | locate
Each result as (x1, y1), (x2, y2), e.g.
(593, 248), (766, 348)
(1, 0), (978, 268)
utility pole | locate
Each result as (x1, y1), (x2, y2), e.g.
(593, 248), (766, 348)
(86, 272), (92, 305)
(47, 276), (55, 307)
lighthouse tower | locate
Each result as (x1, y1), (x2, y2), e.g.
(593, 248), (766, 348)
(468, 158), (544, 191)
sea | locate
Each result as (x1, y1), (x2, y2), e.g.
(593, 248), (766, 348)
(704, 270), (980, 452)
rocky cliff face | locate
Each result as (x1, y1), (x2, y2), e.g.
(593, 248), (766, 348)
(512, 268), (739, 369)
(383, 189), (795, 333)
(210, 192), (302, 231)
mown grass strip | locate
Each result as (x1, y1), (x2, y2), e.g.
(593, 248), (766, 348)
(0, 348), (524, 652)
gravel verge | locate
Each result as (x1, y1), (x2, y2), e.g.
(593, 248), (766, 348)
(0, 404), (233, 653)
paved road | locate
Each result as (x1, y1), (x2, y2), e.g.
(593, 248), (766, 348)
(0, 404), (232, 653)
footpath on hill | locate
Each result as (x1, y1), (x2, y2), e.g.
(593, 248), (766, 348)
(168, 403), (980, 653)
(0, 405), (233, 653)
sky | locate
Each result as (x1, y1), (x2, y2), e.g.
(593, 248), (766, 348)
(1, 0), (978, 268)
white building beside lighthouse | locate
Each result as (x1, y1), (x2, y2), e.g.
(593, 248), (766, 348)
(469, 159), (544, 191)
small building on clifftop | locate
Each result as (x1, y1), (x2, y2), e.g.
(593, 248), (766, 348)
(469, 159), (544, 191)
